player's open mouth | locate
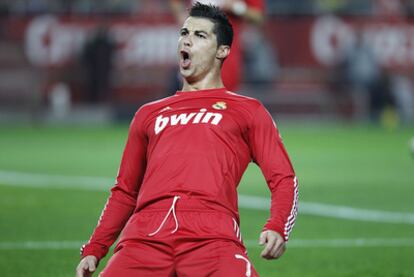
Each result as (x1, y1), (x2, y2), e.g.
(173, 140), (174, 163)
(180, 50), (192, 69)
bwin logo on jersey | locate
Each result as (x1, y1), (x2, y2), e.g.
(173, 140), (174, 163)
(155, 108), (222, 135)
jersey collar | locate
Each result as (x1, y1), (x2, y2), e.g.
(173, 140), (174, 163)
(175, 87), (227, 96)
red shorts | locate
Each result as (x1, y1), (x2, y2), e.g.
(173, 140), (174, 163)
(99, 196), (259, 276)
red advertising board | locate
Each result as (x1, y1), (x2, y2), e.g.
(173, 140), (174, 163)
(3, 15), (413, 69)
(2, 14), (414, 105)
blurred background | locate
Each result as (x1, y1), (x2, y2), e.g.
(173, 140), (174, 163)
(1, 1), (414, 276)
(1, 0), (414, 125)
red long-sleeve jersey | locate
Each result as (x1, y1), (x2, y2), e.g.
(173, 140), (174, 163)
(81, 88), (298, 260)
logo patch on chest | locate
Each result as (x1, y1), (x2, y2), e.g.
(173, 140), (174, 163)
(154, 108), (223, 135)
(212, 101), (227, 110)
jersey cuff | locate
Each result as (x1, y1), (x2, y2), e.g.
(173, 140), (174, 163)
(263, 223), (287, 242)
(80, 243), (108, 261)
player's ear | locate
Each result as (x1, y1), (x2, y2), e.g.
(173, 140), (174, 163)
(216, 45), (230, 60)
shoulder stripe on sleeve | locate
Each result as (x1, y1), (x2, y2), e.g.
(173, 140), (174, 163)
(284, 177), (299, 241)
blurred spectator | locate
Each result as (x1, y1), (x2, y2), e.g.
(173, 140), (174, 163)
(81, 24), (115, 104)
(345, 32), (380, 96)
(0, 1), (9, 15)
(369, 68), (395, 122)
(372, 0), (404, 18)
(169, 0), (265, 92)
(242, 24), (278, 89)
(48, 82), (71, 119)
(330, 30), (395, 121)
(391, 74), (414, 122)
(401, 0), (414, 17)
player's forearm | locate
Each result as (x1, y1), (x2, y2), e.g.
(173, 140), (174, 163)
(264, 176), (298, 241)
(81, 190), (136, 260)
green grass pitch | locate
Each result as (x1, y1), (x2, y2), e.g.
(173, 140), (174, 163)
(0, 123), (413, 276)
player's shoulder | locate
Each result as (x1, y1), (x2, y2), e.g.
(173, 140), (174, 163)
(224, 90), (263, 109)
(135, 94), (179, 116)
(224, 90), (259, 102)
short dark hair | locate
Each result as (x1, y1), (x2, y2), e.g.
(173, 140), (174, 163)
(189, 2), (233, 48)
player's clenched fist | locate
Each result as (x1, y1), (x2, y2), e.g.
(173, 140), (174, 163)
(259, 230), (286, 260)
(76, 255), (98, 277)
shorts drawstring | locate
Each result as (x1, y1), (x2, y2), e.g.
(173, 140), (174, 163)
(148, 195), (180, 237)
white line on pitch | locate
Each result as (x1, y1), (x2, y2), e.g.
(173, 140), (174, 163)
(1, 238), (414, 250)
(0, 240), (85, 250)
(1, 170), (414, 224)
(0, 170), (111, 191)
(238, 195), (414, 224)
(245, 238), (414, 248)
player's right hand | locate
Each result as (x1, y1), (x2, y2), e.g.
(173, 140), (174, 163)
(76, 255), (98, 277)
(259, 230), (286, 260)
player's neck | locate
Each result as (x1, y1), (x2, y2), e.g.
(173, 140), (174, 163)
(181, 72), (224, 92)
(181, 81), (224, 92)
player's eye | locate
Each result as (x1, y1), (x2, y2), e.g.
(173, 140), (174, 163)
(196, 33), (206, 38)
(180, 30), (188, 36)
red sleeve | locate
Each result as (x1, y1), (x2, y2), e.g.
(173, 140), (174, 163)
(246, 0), (264, 12)
(248, 103), (298, 241)
(81, 108), (148, 260)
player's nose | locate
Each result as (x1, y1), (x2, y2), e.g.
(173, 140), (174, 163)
(182, 36), (192, 47)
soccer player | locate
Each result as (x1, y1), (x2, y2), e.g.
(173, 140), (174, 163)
(76, 3), (298, 276)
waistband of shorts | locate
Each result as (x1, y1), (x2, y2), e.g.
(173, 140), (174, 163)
(137, 195), (236, 218)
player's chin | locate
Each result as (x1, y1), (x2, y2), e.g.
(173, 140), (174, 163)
(179, 69), (195, 80)
(179, 67), (190, 75)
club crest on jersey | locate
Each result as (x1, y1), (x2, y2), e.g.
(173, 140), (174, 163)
(154, 108), (223, 135)
(212, 101), (227, 110)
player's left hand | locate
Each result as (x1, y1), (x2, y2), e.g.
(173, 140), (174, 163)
(259, 230), (286, 260)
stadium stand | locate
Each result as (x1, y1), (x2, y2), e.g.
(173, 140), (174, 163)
(1, 0), (414, 122)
